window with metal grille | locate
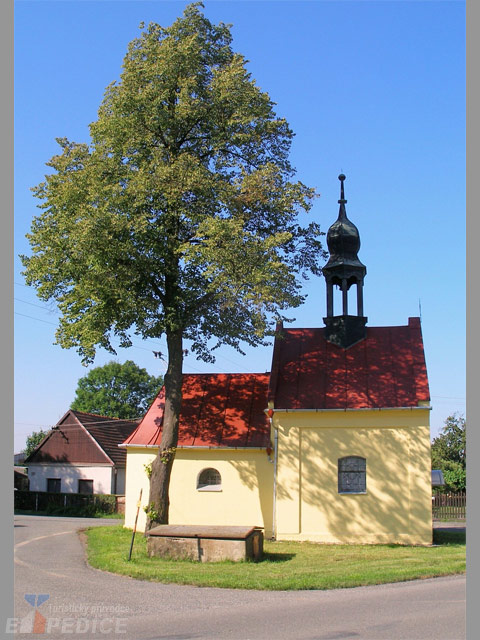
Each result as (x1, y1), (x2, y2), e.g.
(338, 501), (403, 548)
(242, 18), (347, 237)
(47, 478), (61, 493)
(197, 468), (222, 491)
(78, 479), (94, 494)
(338, 456), (366, 493)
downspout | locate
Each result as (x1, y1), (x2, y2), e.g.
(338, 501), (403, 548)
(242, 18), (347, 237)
(267, 408), (278, 540)
(273, 425), (278, 540)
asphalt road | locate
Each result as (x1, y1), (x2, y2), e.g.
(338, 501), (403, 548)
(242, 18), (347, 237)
(13, 515), (466, 640)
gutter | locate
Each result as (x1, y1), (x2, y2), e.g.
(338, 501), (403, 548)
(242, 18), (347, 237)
(119, 444), (268, 450)
(271, 406), (431, 413)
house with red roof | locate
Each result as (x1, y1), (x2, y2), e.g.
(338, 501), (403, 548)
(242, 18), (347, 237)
(122, 175), (432, 544)
(25, 410), (139, 495)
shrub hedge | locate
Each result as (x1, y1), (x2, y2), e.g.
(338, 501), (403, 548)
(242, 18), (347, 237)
(14, 490), (119, 517)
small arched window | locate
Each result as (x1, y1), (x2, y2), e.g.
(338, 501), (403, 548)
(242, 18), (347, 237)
(197, 468), (222, 492)
(338, 456), (366, 494)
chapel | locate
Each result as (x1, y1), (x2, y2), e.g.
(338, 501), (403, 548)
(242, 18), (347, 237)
(122, 175), (432, 545)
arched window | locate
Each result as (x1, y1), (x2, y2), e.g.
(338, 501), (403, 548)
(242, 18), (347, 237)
(338, 456), (366, 493)
(197, 468), (222, 492)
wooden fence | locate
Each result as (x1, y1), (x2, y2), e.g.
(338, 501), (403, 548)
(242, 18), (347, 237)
(432, 492), (466, 520)
(14, 491), (125, 516)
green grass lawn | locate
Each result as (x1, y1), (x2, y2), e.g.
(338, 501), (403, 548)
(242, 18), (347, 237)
(83, 525), (465, 591)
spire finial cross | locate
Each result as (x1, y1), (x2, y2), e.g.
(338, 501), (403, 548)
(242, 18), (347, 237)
(338, 173), (346, 203)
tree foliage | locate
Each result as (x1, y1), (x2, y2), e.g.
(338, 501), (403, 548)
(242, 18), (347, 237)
(23, 429), (49, 458)
(70, 360), (163, 419)
(431, 414), (466, 492)
(20, 3), (326, 526)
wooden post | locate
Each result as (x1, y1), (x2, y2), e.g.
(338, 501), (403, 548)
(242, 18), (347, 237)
(128, 489), (143, 561)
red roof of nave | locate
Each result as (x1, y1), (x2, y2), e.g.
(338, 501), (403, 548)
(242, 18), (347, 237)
(122, 373), (270, 448)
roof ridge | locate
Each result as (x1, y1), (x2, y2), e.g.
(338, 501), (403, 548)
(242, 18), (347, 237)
(72, 409), (138, 424)
(72, 409), (124, 420)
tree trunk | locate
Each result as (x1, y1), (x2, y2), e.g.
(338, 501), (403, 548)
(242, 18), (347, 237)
(145, 329), (183, 530)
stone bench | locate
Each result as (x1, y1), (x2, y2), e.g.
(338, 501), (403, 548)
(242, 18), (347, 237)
(146, 524), (264, 562)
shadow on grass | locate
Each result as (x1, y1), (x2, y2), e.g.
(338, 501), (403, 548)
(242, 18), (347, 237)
(260, 552), (296, 563)
(379, 530), (466, 548)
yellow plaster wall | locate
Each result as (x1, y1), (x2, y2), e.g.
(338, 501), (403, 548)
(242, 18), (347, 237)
(124, 447), (274, 536)
(274, 409), (432, 545)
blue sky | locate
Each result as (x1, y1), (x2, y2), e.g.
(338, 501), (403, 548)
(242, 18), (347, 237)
(14, 0), (465, 453)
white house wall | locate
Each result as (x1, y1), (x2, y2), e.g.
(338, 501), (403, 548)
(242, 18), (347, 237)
(27, 464), (114, 494)
(114, 468), (126, 494)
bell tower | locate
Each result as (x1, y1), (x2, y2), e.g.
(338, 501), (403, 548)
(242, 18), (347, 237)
(322, 174), (367, 348)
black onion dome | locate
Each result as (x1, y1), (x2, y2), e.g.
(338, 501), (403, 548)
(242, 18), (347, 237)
(326, 214), (361, 261)
(324, 174), (365, 270)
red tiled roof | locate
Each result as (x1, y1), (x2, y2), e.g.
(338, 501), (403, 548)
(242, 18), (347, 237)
(122, 373), (270, 448)
(268, 317), (430, 409)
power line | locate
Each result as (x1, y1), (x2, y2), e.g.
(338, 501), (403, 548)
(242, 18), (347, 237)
(14, 297), (58, 313)
(15, 417), (144, 429)
(14, 306), (258, 373)
(15, 312), (57, 326)
(15, 421), (56, 428)
(15, 305), (460, 380)
(39, 421), (141, 430)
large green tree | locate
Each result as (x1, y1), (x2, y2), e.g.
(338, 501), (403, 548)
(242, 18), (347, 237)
(70, 360), (163, 419)
(21, 3), (326, 528)
(431, 413), (466, 492)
